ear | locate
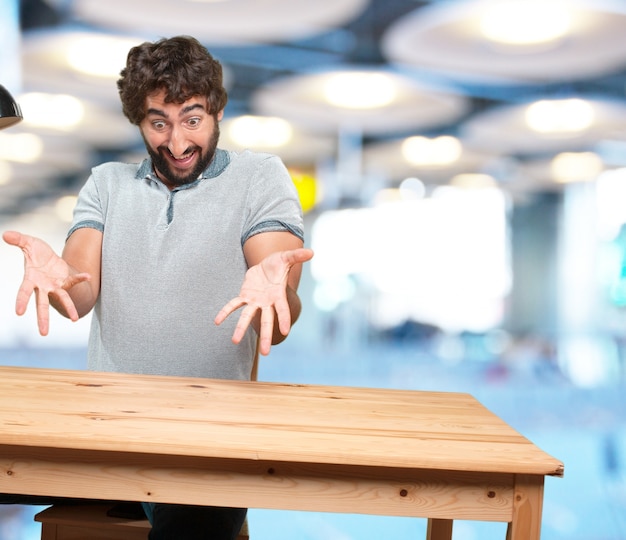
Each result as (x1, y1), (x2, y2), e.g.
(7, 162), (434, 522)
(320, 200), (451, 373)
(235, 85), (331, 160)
(217, 109), (224, 122)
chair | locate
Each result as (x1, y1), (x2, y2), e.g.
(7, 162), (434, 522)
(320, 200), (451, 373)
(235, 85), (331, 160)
(35, 503), (249, 540)
(35, 343), (260, 540)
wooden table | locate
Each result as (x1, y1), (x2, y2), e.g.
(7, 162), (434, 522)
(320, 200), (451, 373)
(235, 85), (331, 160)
(0, 365), (563, 539)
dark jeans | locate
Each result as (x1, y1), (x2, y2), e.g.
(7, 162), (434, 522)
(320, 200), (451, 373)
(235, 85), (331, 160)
(0, 495), (246, 540)
(142, 502), (247, 540)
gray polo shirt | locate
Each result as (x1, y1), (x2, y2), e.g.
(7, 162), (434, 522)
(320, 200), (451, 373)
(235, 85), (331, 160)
(69, 149), (304, 380)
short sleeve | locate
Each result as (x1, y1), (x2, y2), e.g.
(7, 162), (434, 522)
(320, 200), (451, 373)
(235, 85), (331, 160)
(66, 172), (105, 240)
(241, 154), (304, 245)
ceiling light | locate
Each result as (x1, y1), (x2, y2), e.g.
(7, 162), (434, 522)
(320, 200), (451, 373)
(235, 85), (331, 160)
(480, 1), (571, 46)
(55, 195), (78, 222)
(0, 161), (11, 185)
(67, 36), (140, 78)
(0, 132), (43, 163)
(228, 115), (293, 148)
(451, 173), (497, 189)
(525, 98), (594, 134)
(324, 72), (396, 109)
(401, 135), (462, 166)
(20, 93), (84, 130)
(551, 152), (603, 183)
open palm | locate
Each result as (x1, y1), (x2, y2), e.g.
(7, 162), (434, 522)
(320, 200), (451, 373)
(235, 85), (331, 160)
(215, 247), (314, 355)
(2, 231), (90, 335)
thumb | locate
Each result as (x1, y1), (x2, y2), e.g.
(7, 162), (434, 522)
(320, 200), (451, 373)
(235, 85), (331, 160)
(2, 230), (24, 247)
(288, 247), (314, 264)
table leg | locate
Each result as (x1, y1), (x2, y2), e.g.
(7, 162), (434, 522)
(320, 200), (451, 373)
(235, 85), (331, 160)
(506, 474), (545, 540)
(426, 518), (453, 540)
(39, 522), (56, 540)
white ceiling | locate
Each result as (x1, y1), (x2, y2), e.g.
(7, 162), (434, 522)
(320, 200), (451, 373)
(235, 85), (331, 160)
(72, 0), (370, 45)
(381, 0), (626, 83)
(3, 0), (626, 220)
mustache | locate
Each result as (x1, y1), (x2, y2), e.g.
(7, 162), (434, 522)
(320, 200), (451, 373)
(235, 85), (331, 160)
(159, 145), (200, 158)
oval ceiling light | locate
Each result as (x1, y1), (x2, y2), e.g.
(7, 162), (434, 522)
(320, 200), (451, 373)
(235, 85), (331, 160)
(228, 115), (293, 148)
(253, 69), (469, 135)
(21, 30), (151, 107)
(55, 195), (78, 222)
(72, 0), (368, 44)
(363, 137), (494, 185)
(460, 97), (626, 156)
(20, 92), (84, 130)
(67, 36), (142, 78)
(323, 72), (396, 109)
(0, 132), (43, 163)
(401, 135), (462, 166)
(525, 98), (594, 134)
(0, 161), (11, 185)
(551, 151), (603, 183)
(219, 115), (334, 165)
(450, 173), (497, 189)
(480, 1), (571, 46)
(381, 0), (626, 83)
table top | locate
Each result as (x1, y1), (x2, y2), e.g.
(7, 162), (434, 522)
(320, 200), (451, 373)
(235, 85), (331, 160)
(0, 365), (563, 477)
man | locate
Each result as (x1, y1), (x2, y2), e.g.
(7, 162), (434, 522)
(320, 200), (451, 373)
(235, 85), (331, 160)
(3, 35), (313, 540)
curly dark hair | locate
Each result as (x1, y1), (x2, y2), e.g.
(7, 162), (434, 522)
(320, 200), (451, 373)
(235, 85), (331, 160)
(117, 35), (228, 125)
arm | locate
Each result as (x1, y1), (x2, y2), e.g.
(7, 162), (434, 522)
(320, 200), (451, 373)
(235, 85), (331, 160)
(58, 227), (102, 317)
(2, 228), (102, 336)
(214, 231), (314, 356)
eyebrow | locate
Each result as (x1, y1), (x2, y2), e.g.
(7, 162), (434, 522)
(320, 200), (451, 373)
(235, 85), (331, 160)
(146, 103), (207, 118)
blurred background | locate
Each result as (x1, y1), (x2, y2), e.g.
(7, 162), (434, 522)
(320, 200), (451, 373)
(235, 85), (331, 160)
(2, 0), (626, 538)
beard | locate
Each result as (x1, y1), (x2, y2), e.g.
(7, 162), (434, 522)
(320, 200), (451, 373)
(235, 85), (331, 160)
(146, 121), (220, 188)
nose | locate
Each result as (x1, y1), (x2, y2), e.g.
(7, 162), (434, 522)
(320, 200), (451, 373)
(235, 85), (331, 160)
(167, 124), (189, 158)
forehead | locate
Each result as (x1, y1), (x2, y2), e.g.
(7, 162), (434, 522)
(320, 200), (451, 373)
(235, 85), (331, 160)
(144, 90), (208, 115)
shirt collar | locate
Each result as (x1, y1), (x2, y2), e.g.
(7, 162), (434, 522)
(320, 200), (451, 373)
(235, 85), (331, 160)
(136, 148), (231, 187)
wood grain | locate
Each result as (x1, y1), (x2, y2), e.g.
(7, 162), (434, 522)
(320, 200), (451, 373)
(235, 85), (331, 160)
(0, 366), (563, 476)
(0, 365), (562, 538)
(0, 446), (516, 519)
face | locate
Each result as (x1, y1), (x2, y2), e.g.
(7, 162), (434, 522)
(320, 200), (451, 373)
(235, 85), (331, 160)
(139, 90), (224, 189)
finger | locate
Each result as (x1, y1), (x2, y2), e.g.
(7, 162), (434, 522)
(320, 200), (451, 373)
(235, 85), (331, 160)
(231, 305), (258, 344)
(15, 280), (35, 316)
(52, 289), (80, 322)
(258, 305), (275, 356)
(214, 297), (246, 325)
(64, 272), (91, 289)
(273, 295), (292, 337)
(34, 288), (51, 337)
(57, 273), (91, 321)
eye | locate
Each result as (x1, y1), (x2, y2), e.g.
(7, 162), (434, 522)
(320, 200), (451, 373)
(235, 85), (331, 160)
(186, 117), (202, 128)
(151, 120), (167, 130)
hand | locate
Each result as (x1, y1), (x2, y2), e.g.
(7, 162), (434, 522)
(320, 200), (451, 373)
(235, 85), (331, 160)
(214, 247), (314, 355)
(2, 230), (91, 336)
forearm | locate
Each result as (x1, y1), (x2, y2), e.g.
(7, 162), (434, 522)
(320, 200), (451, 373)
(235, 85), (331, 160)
(55, 227), (103, 318)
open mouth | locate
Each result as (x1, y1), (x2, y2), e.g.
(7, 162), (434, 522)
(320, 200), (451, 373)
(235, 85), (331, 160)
(167, 149), (196, 168)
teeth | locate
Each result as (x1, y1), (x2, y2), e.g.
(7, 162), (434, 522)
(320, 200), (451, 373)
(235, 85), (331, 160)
(165, 147), (197, 163)
(170, 151), (194, 161)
